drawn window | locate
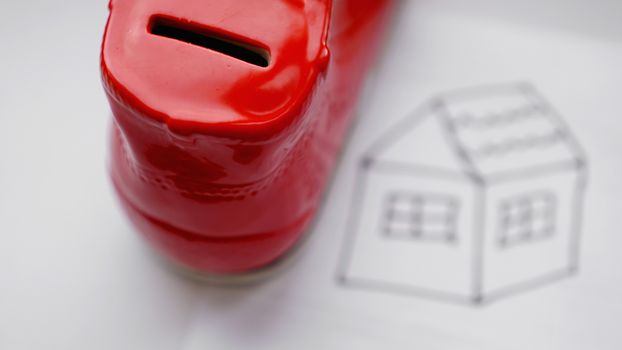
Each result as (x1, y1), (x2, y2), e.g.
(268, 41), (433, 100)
(382, 192), (459, 242)
(499, 192), (556, 247)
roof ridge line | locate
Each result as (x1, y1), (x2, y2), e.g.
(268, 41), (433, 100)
(364, 100), (436, 158)
(431, 98), (485, 182)
(519, 83), (588, 163)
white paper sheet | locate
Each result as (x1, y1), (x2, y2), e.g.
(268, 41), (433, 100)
(2, 1), (622, 349)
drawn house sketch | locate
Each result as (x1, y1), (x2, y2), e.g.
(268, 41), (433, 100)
(338, 83), (588, 304)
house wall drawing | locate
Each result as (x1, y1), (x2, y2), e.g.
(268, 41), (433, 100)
(338, 83), (588, 304)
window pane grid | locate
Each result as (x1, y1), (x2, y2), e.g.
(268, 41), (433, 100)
(499, 192), (556, 247)
(382, 192), (459, 242)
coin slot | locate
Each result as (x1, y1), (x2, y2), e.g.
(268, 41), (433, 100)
(149, 16), (270, 68)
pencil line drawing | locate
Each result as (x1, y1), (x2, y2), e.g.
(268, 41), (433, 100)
(337, 82), (588, 305)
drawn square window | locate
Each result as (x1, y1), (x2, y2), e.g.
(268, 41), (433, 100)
(382, 192), (459, 242)
(499, 192), (556, 247)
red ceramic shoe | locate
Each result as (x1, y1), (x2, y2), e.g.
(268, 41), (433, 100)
(101, 0), (394, 278)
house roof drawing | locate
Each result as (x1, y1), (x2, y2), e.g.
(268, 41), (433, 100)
(365, 83), (587, 183)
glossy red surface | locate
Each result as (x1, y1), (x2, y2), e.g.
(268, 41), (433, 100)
(102, 0), (394, 274)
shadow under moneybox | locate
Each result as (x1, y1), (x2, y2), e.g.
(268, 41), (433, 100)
(143, 237), (315, 345)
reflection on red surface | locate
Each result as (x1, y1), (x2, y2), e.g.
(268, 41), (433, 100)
(101, 0), (394, 274)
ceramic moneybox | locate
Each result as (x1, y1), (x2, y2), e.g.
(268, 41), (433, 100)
(101, 0), (394, 278)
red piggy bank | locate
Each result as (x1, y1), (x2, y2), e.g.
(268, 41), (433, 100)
(101, 0), (394, 278)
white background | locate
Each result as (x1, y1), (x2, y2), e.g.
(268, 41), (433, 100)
(2, 1), (622, 349)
